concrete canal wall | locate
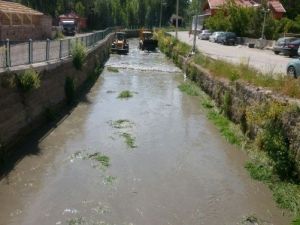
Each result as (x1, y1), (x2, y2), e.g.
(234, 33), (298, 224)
(0, 33), (114, 158)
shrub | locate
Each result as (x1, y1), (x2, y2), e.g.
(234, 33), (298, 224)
(17, 68), (40, 92)
(64, 77), (75, 104)
(54, 31), (64, 40)
(71, 42), (87, 70)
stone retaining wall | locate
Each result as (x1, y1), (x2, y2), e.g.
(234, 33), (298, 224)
(177, 54), (300, 178)
(0, 33), (114, 158)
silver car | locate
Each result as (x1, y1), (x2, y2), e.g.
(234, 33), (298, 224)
(209, 32), (225, 43)
(287, 58), (300, 78)
(198, 30), (212, 40)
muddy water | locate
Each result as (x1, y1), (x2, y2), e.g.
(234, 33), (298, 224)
(0, 40), (291, 225)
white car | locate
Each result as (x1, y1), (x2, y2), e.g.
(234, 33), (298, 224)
(198, 30), (212, 40)
(209, 32), (224, 43)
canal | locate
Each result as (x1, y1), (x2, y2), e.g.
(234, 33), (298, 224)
(0, 39), (291, 225)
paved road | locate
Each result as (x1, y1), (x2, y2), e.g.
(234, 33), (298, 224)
(171, 31), (291, 75)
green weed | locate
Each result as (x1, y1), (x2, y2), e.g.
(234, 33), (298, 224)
(104, 175), (117, 185)
(292, 217), (300, 225)
(67, 217), (85, 225)
(88, 153), (110, 168)
(17, 68), (40, 92)
(71, 41), (87, 70)
(107, 67), (119, 73)
(111, 119), (132, 129)
(118, 90), (133, 99)
(178, 82), (200, 96)
(121, 132), (137, 149)
(207, 111), (242, 146)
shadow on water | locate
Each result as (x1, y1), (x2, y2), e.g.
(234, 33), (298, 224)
(0, 69), (101, 181)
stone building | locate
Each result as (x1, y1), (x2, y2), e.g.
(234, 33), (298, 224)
(0, 0), (52, 41)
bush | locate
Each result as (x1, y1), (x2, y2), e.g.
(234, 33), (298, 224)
(64, 76), (75, 104)
(71, 42), (87, 70)
(54, 31), (64, 40)
(17, 68), (40, 92)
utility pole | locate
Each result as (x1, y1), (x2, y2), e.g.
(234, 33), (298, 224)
(192, 0), (202, 54)
(261, 8), (269, 39)
(159, 0), (163, 28)
(175, 0), (179, 39)
(192, 15), (198, 54)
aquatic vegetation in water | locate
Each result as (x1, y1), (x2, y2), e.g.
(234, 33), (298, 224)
(107, 66), (119, 73)
(88, 153), (110, 168)
(110, 119), (133, 129)
(121, 132), (137, 149)
(118, 90), (133, 99)
(103, 175), (117, 185)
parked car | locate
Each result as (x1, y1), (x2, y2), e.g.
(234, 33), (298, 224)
(219, 32), (237, 45)
(209, 32), (224, 43)
(287, 58), (300, 78)
(273, 37), (298, 55)
(198, 30), (212, 40)
(281, 39), (300, 57)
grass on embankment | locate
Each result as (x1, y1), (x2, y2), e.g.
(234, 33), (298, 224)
(178, 78), (300, 222)
(156, 30), (300, 99)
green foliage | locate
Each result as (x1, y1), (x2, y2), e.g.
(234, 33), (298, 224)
(245, 161), (273, 182)
(222, 91), (232, 118)
(292, 217), (300, 225)
(258, 119), (296, 180)
(178, 82), (200, 96)
(71, 42), (87, 70)
(118, 90), (133, 99)
(17, 68), (40, 92)
(54, 30), (64, 40)
(74, 1), (85, 17)
(205, 9), (230, 32)
(107, 67), (119, 73)
(204, 1), (300, 39)
(121, 132), (137, 148)
(88, 152), (110, 168)
(208, 111), (242, 146)
(64, 76), (75, 104)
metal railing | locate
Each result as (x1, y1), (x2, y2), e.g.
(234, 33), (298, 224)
(0, 27), (112, 68)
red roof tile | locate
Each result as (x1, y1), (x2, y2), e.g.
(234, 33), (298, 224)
(207, 0), (285, 13)
(269, 1), (286, 13)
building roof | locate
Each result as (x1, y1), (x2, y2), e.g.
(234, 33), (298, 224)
(208, 0), (252, 9)
(207, 0), (285, 13)
(269, 0), (286, 13)
(59, 12), (80, 19)
(0, 0), (43, 15)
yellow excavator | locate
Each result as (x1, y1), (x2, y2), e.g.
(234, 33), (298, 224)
(139, 30), (158, 51)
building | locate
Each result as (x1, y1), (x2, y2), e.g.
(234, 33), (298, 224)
(203, 0), (286, 19)
(170, 14), (184, 27)
(0, 0), (52, 41)
(58, 12), (87, 32)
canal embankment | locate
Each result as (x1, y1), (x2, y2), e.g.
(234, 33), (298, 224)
(156, 30), (300, 222)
